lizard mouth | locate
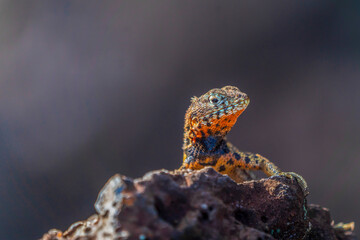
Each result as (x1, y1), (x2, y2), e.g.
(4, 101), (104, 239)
(202, 95), (250, 120)
(201, 97), (249, 124)
(234, 95), (250, 111)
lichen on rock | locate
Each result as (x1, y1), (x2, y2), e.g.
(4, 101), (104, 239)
(40, 167), (356, 240)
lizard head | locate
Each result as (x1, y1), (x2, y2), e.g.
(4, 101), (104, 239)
(184, 86), (249, 143)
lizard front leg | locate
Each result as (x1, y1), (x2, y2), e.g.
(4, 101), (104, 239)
(216, 143), (309, 195)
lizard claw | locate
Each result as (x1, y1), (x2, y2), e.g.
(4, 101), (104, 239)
(178, 165), (186, 170)
(334, 221), (355, 231)
(278, 172), (309, 196)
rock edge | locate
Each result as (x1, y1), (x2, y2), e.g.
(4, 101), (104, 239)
(40, 167), (356, 240)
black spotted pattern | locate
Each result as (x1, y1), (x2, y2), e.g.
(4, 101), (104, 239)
(227, 158), (234, 165)
(218, 165), (226, 172)
(234, 153), (241, 160)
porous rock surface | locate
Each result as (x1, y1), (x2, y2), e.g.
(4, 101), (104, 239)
(40, 167), (356, 240)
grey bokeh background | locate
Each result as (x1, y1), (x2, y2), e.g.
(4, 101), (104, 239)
(0, 1), (359, 239)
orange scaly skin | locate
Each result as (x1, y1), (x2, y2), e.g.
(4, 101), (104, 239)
(180, 86), (308, 195)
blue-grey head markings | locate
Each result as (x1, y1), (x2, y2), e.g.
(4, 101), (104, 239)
(191, 86), (249, 122)
(208, 93), (226, 107)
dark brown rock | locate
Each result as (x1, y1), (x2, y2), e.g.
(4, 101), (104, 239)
(40, 167), (356, 240)
(304, 204), (356, 240)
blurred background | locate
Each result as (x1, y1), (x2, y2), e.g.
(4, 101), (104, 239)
(0, 1), (359, 239)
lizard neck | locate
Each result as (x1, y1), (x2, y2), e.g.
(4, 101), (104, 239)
(183, 117), (226, 152)
(183, 119), (193, 150)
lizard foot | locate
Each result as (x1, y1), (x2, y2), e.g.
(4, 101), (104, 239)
(277, 172), (309, 196)
(334, 222), (355, 231)
(178, 165), (186, 170)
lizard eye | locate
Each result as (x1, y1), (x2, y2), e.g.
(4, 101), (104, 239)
(209, 96), (219, 104)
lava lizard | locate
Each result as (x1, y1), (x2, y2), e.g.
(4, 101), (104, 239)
(180, 86), (308, 195)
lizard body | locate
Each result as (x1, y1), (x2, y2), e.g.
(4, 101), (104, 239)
(180, 86), (308, 194)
